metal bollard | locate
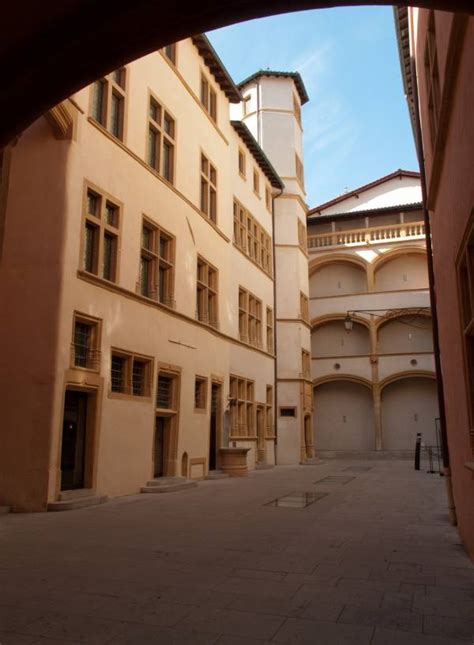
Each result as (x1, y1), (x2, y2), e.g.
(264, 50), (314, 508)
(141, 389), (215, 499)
(414, 432), (422, 471)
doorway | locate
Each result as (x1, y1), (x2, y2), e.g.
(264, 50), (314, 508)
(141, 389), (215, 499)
(209, 382), (221, 471)
(154, 417), (166, 478)
(257, 405), (265, 463)
(304, 415), (313, 458)
(60, 390), (88, 491)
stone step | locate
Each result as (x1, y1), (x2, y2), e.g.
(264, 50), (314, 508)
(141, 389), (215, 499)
(59, 488), (95, 501)
(205, 470), (230, 480)
(144, 476), (187, 487)
(0, 506), (11, 515)
(302, 458), (326, 466)
(141, 481), (197, 494)
(255, 463), (274, 470)
(48, 495), (108, 512)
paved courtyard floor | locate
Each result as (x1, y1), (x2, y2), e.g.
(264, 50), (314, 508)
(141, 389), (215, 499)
(1, 460), (473, 644)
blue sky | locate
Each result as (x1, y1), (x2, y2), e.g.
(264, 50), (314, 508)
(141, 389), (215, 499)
(207, 6), (419, 207)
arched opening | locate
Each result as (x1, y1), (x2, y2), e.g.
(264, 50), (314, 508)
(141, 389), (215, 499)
(309, 260), (368, 298)
(381, 376), (439, 450)
(374, 251), (428, 291)
(313, 379), (375, 451)
(312, 318), (370, 357)
(378, 313), (433, 354)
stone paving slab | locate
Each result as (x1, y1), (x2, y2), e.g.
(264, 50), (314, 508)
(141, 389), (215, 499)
(0, 460), (473, 644)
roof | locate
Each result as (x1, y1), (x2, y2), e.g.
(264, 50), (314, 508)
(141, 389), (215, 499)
(191, 34), (242, 103)
(308, 169), (421, 215)
(393, 7), (417, 137)
(231, 120), (284, 189)
(238, 70), (309, 105)
(307, 201), (423, 224)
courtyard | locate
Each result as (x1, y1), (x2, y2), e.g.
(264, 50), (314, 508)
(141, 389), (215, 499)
(0, 459), (473, 644)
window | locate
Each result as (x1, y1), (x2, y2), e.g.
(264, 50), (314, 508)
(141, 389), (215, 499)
(302, 349), (311, 379)
(90, 68), (126, 141)
(295, 153), (304, 189)
(156, 369), (179, 411)
(200, 74), (217, 122)
(298, 219), (307, 253)
(138, 218), (175, 305)
(71, 313), (101, 370)
(265, 186), (272, 213)
(163, 43), (177, 65)
(266, 385), (274, 437)
(300, 291), (309, 323)
(280, 407), (296, 418)
(200, 154), (217, 223)
(266, 307), (274, 353)
(233, 199), (272, 276)
(197, 256), (218, 327)
(424, 11), (441, 148)
(82, 185), (120, 283)
(238, 149), (246, 177)
(238, 287), (262, 347)
(147, 95), (175, 183)
(253, 168), (260, 196)
(110, 350), (152, 397)
(229, 375), (255, 437)
(194, 376), (207, 410)
(457, 216), (474, 451)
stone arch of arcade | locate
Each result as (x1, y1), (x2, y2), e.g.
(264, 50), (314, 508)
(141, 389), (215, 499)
(1, 1), (472, 147)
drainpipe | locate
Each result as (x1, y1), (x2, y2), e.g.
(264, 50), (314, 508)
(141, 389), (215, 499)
(410, 57), (457, 525)
(272, 184), (284, 465)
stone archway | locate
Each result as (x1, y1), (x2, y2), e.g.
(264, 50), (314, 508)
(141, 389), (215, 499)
(1, 1), (472, 146)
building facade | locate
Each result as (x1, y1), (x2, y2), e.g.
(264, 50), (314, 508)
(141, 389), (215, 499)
(307, 171), (439, 455)
(395, 9), (474, 558)
(0, 38), (311, 511)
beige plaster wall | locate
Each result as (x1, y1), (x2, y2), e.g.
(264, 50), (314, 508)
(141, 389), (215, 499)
(309, 263), (367, 298)
(374, 254), (428, 291)
(381, 378), (439, 450)
(313, 381), (375, 450)
(312, 320), (370, 358)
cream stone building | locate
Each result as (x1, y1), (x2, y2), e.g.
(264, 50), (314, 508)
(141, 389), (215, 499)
(0, 37), (312, 511)
(307, 171), (439, 455)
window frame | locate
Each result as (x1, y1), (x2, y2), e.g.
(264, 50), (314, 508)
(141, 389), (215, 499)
(196, 255), (219, 328)
(162, 43), (177, 66)
(238, 286), (262, 348)
(229, 375), (255, 437)
(156, 367), (180, 414)
(146, 91), (176, 184)
(138, 215), (175, 306)
(90, 67), (127, 142)
(71, 312), (102, 372)
(266, 307), (274, 354)
(456, 210), (474, 452)
(233, 198), (272, 277)
(200, 72), (217, 122)
(200, 152), (217, 224)
(80, 181), (122, 284)
(109, 348), (153, 399)
(194, 376), (208, 411)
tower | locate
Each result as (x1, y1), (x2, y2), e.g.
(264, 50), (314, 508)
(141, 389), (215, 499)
(238, 71), (313, 463)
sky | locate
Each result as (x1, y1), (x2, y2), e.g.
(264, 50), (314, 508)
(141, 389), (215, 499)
(207, 6), (419, 207)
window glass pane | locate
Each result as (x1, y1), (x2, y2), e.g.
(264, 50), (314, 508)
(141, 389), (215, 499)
(103, 233), (117, 281)
(84, 223), (98, 273)
(142, 226), (153, 251)
(111, 355), (125, 392)
(140, 257), (151, 296)
(200, 179), (208, 213)
(87, 191), (100, 217)
(148, 127), (159, 169)
(157, 375), (173, 408)
(74, 322), (90, 367)
(132, 360), (146, 396)
(162, 140), (173, 182)
(91, 81), (105, 123)
(149, 98), (160, 122)
(164, 114), (174, 137)
(112, 68), (125, 88)
(110, 92), (123, 138)
(159, 235), (168, 259)
(105, 202), (119, 227)
(158, 265), (167, 303)
(164, 43), (176, 64)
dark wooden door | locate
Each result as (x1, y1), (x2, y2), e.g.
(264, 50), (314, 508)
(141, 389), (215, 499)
(154, 417), (165, 478)
(209, 384), (219, 470)
(61, 390), (87, 490)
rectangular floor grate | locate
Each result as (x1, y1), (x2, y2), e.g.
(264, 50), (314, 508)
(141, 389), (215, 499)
(265, 491), (327, 508)
(314, 476), (355, 485)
